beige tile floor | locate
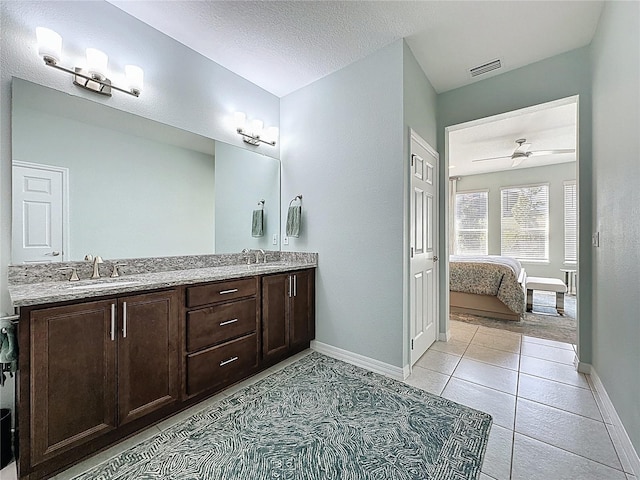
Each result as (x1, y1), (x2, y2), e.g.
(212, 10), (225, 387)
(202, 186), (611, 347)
(1, 329), (637, 480)
(407, 320), (637, 480)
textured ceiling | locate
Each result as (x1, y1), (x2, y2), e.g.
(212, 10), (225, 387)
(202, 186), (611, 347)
(106, 1), (604, 97)
(449, 100), (578, 177)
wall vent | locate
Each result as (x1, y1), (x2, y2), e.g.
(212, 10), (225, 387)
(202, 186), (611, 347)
(470, 59), (502, 77)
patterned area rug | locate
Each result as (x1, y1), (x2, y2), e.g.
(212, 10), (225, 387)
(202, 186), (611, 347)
(451, 292), (577, 344)
(74, 353), (492, 480)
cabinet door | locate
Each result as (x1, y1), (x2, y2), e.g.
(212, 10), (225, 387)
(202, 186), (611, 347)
(262, 273), (290, 361)
(117, 290), (179, 425)
(31, 300), (117, 465)
(290, 269), (315, 349)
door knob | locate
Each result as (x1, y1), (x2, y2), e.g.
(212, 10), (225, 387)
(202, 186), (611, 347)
(433, 255), (439, 261)
(45, 251), (60, 256)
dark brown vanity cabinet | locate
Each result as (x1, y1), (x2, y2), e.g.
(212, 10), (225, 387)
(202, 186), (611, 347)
(184, 277), (260, 397)
(16, 268), (315, 479)
(117, 291), (180, 425)
(21, 289), (179, 478)
(262, 269), (315, 363)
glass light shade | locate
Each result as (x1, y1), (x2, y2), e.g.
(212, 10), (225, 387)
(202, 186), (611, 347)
(36, 27), (62, 64)
(264, 126), (279, 144)
(86, 48), (108, 78)
(125, 65), (144, 93)
(249, 119), (264, 137)
(234, 112), (247, 130)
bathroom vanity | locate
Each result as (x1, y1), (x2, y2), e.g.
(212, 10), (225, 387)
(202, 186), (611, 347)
(8, 253), (316, 480)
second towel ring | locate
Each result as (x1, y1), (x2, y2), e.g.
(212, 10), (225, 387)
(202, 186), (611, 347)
(288, 194), (303, 208)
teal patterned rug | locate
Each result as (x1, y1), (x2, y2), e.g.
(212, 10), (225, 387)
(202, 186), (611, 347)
(73, 353), (491, 480)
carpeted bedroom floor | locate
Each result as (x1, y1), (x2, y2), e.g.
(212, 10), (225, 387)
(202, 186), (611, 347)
(450, 291), (577, 344)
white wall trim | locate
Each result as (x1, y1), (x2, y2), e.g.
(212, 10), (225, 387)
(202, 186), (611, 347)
(576, 361), (592, 375)
(589, 368), (640, 476)
(311, 341), (407, 381)
(438, 331), (451, 342)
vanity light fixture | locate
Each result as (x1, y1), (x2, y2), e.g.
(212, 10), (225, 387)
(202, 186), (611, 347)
(35, 27), (143, 98)
(234, 112), (278, 146)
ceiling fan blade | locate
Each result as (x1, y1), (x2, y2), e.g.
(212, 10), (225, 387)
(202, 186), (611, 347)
(471, 155), (511, 163)
(528, 149), (576, 156)
(511, 156), (526, 167)
(514, 142), (532, 154)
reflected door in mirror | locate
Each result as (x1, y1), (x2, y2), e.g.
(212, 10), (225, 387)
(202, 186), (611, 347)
(12, 161), (68, 263)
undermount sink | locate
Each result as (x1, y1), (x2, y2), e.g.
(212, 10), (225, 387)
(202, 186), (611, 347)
(248, 261), (288, 268)
(69, 280), (140, 290)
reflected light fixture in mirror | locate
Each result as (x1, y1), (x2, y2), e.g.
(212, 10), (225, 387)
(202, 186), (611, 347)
(35, 27), (144, 97)
(234, 111), (278, 146)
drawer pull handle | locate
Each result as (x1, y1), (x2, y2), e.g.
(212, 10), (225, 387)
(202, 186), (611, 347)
(219, 318), (238, 326)
(219, 289), (239, 295)
(220, 356), (239, 367)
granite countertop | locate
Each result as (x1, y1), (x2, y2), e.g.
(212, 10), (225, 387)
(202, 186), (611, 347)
(9, 261), (316, 308)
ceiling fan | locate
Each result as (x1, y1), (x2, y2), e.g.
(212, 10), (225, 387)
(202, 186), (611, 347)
(471, 138), (576, 167)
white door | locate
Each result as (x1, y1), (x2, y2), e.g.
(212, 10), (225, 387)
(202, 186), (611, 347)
(410, 131), (439, 366)
(12, 161), (67, 263)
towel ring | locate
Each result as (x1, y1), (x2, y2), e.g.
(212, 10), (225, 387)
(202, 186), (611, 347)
(288, 194), (303, 208)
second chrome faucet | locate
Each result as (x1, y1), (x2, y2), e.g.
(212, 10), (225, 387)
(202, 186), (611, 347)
(85, 254), (104, 279)
(241, 248), (267, 264)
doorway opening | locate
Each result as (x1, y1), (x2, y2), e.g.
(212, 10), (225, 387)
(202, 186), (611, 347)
(444, 96), (579, 346)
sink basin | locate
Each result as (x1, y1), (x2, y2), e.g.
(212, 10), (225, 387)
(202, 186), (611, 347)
(69, 281), (140, 290)
(248, 261), (288, 268)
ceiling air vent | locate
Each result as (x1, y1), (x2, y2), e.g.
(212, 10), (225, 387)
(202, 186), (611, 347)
(469, 59), (502, 78)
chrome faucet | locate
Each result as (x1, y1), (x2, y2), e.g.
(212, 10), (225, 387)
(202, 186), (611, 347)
(241, 248), (252, 265)
(241, 248), (266, 264)
(58, 266), (80, 282)
(86, 255), (104, 279)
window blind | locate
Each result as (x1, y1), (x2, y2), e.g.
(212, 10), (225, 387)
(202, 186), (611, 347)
(455, 191), (488, 255)
(564, 181), (577, 263)
(500, 184), (549, 261)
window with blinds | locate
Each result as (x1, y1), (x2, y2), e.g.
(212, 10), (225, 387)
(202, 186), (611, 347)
(564, 181), (577, 263)
(455, 191), (488, 255)
(500, 184), (549, 261)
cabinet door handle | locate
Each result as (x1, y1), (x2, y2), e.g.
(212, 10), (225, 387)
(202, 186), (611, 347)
(122, 302), (127, 338)
(219, 356), (238, 367)
(110, 304), (116, 341)
(289, 275), (292, 298)
(294, 274), (297, 297)
(219, 318), (238, 326)
(219, 289), (238, 295)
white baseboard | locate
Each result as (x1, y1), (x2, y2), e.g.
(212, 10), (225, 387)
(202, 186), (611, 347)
(310, 341), (407, 380)
(589, 368), (640, 476)
(438, 331), (451, 342)
(576, 361), (592, 374)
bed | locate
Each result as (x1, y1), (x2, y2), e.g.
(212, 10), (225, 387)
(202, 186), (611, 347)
(449, 255), (526, 321)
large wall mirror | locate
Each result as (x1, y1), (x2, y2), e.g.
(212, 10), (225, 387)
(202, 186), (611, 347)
(11, 78), (280, 263)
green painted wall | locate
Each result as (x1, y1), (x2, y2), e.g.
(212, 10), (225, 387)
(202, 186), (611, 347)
(281, 41), (406, 367)
(437, 47), (593, 364)
(402, 41), (439, 366)
(591, 0), (640, 453)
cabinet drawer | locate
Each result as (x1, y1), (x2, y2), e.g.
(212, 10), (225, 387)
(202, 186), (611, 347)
(187, 298), (257, 352)
(186, 333), (258, 396)
(186, 278), (257, 308)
